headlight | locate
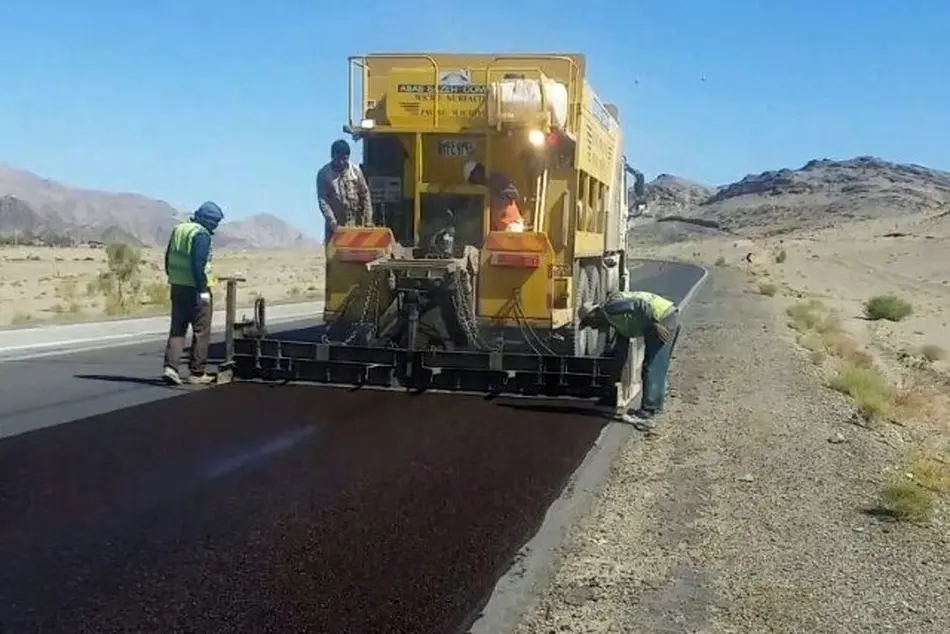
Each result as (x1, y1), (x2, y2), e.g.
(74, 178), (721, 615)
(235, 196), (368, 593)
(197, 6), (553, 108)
(361, 118), (376, 130)
(528, 129), (546, 147)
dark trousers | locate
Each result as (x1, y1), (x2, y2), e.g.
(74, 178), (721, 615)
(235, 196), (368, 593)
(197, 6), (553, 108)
(163, 284), (213, 375)
(607, 312), (681, 413)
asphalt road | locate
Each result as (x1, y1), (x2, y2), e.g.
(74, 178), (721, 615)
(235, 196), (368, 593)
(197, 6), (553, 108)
(0, 385), (610, 633)
(0, 260), (706, 633)
(0, 259), (703, 441)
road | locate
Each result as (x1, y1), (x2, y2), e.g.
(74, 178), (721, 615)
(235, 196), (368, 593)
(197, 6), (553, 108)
(0, 260), (707, 633)
(0, 259), (702, 440)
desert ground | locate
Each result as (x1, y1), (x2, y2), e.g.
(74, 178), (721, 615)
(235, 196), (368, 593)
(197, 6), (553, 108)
(637, 211), (950, 379)
(0, 245), (325, 327)
(517, 211), (950, 632)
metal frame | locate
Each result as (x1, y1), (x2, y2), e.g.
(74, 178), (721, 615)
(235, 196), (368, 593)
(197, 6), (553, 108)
(217, 278), (644, 415)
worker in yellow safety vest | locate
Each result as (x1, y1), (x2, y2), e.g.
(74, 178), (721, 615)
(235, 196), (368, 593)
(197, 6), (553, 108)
(579, 289), (681, 428)
(161, 201), (224, 386)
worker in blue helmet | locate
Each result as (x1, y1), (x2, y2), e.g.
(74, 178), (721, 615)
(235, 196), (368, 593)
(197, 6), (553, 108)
(316, 139), (373, 243)
(161, 201), (224, 386)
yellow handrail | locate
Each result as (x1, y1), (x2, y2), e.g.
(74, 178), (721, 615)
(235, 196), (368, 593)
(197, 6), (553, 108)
(348, 54), (442, 129)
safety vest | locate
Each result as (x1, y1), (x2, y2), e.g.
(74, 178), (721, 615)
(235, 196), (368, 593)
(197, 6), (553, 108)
(601, 290), (676, 339)
(166, 221), (215, 288)
(492, 200), (525, 232)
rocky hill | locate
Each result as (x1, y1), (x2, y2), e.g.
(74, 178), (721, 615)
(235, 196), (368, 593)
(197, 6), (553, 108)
(0, 164), (318, 249)
(633, 156), (950, 240)
(642, 174), (718, 217)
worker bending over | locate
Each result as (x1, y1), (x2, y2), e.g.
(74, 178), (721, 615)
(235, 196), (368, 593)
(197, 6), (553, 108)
(162, 201), (225, 386)
(463, 161), (525, 232)
(579, 290), (681, 427)
(317, 139), (373, 243)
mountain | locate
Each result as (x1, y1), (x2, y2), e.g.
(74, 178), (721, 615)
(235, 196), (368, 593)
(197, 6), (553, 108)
(214, 213), (319, 249)
(698, 156), (950, 234)
(0, 164), (318, 249)
(636, 174), (718, 217)
(630, 156), (950, 239)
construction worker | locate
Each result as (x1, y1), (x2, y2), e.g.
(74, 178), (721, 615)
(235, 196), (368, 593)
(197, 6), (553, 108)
(463, 161), (525, 232)
(579, 289), (681, 427)
(161, 201), (224, 386)
(317, 139), (373, 243)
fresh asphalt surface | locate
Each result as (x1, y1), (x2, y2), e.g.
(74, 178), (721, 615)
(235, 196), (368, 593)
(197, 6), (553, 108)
(0, 259), (703, 440)
(0, 260), (706, 633)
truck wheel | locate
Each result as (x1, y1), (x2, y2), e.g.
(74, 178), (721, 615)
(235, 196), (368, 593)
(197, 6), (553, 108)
(584, 263), (607, 357)
(574, 263), (605, 357)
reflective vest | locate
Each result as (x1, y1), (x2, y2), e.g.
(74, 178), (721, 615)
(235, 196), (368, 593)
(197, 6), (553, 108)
(166, 221), (215, 288)
(601, 290), (676, 339)
(492, 200), (525, 232)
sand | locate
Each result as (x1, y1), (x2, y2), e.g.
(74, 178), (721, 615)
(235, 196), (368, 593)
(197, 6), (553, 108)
(0, 245), (325, 327)
(635, 211), (950, 379)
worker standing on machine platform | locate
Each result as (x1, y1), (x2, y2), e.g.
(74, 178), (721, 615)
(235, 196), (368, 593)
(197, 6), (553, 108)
(463, 161), (525, 232)
(317, 139), (373, 244)
(161, 201), (225, 386)
(579, 290), (681, 428)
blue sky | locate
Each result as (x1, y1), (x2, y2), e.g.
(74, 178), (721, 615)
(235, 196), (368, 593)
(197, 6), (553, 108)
(1, 0), (947, 236)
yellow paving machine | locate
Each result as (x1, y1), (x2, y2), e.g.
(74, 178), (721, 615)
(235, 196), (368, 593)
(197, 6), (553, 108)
(221, 53), (644, 412)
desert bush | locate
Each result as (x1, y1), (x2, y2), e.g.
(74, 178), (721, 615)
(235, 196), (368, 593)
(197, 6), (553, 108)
(143, 281), (170, 307)
(714, 255), (726, 266)
(879, 478), (935, 523)
(919, 344), (947, 362)
(864, 294), (912, 322)
(827, 362), (896, 419)
(775, 248), (787, 264)
(10, 311), (32, 325)
(91, 243), (143, 315)
(908, 451), (950, 495)
(758, 282), (778, 296)
(786, 299), (830, 332)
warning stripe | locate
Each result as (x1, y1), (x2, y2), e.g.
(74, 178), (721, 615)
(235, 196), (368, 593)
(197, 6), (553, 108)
(483, 232), (549, 253)
(331, 228), (393, 249)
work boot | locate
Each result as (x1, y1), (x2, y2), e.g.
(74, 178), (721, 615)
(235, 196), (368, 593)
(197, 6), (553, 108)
(622, 409), (657, 431)
(187, 373), (215, 385)
(162, 366), (183, 386)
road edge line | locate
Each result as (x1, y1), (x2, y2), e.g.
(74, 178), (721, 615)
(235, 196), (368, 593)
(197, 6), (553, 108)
(0, 310), (324, 362)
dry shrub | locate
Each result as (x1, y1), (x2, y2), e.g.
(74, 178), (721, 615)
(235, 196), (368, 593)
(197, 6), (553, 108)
(920, 344), (947, 362)
(827, 362), (896, 420)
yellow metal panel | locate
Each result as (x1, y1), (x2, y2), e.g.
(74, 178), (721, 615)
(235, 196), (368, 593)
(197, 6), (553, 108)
(477, 231), (554, 323)
(360, 54), (584, 132)
(575, 81), (620, 185)
(323, 260), (368, 314)
(573, 231), (604, 257)
(421, 134), (487, 185)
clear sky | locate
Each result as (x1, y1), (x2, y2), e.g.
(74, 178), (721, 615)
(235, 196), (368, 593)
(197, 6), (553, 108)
(1, 0), (947, 236)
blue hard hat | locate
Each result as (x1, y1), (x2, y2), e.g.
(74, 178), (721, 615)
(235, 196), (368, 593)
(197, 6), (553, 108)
(193, 201), (224, 232)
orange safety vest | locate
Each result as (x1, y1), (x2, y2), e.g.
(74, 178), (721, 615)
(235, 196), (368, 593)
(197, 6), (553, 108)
(492, 200), (524, 231)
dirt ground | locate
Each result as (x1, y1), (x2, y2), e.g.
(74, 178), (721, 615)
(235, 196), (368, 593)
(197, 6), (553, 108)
(517, 268), (950, 634)
(635, 212), (950, 380)
(0, 245), (325, 327)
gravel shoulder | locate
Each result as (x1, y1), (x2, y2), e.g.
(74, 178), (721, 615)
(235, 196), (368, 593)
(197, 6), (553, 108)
(516, 268), (950, 634)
